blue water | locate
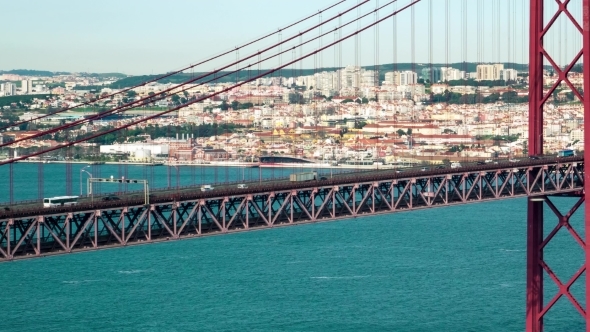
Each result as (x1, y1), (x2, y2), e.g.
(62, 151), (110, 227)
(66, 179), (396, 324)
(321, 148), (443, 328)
(0, 164), (586, 331)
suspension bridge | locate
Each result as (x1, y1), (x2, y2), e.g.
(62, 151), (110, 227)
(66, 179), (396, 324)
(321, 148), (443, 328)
(0, 0), (589, 330)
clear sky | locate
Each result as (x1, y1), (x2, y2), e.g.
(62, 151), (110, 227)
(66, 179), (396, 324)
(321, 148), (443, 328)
(1, 0), (582, 75)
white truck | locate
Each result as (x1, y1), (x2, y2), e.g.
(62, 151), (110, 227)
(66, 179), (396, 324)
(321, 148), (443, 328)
(289, 171), (317, 182)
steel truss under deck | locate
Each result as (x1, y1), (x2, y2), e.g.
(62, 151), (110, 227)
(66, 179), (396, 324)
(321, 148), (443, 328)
(0, 159), (584, 261)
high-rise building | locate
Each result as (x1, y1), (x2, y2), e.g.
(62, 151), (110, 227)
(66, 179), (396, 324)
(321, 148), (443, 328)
(439, 67), (465, 82)
(500, 69), (518, 81)
(3, 83), (16, 96)
(384, 71), (400, 85)
(21, 80), (32, 94)
(384, 71), (417, 85)
(421, 67), (441, 83)
(399, 71), (417, 85)
(476, 64), (504, 81)
(360, 70), (376, 87)
(340, 65), (361, 89)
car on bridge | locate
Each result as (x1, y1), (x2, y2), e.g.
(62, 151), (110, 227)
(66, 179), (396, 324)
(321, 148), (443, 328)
(102, 195), (120, 201)
(201, 185), (214, 192)
(237, 184), (248, 189)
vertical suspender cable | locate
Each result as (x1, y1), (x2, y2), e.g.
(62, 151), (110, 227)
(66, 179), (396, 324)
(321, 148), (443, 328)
(38, 162), (44, 200)
(9, 163), (13, 205)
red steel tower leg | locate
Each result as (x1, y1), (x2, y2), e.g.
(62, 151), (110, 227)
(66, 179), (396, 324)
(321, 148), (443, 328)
(528, 0), (590, 330)
(583, 0), (590, 331)
(527, 0), (544, 330)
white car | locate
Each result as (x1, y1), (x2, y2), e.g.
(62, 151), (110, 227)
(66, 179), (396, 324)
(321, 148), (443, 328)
(200, 185), (214, 192)
(237, 184), (248, 189)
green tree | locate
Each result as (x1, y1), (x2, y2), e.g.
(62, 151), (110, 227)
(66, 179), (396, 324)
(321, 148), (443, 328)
(355, 121), (367, 129)
(483, 93), (500, 103)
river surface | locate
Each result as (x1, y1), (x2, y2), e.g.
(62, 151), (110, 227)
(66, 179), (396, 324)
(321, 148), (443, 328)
(0, 163), (585, 331)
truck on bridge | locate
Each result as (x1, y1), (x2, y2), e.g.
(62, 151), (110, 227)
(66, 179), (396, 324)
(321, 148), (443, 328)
(289, 171), (317, 182)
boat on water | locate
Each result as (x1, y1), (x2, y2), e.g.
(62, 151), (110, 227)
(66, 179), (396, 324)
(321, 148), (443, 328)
(258, 156), (334, 168)
(88, 161), (105, 165)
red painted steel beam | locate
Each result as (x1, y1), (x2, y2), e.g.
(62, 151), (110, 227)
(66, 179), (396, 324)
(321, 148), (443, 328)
(528, 0), (590, 330)
(584, 0), (590, 331)
(526, 0), (544, 330)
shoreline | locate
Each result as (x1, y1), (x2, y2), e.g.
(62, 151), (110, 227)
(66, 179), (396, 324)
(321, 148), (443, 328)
(11, 159), (415, 170)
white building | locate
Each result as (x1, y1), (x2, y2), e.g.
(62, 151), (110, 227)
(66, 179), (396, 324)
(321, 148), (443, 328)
(384, 71), (398, 85)
(501, 69), (518, 81)
(99, 143), (169, 156)
(340, 65), (361, 89)
(440, 67), (465, 82)
(400, 71), (418, 85)
(477, 64), (504, 81)
(21, 80), (33, 94)
(2, 83), (16, 96)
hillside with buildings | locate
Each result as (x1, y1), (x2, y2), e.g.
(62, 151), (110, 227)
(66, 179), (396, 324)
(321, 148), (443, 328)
(0, 63), (583, 164)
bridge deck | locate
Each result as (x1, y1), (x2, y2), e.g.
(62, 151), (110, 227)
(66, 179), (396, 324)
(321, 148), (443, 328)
(0, 156), (583, 261)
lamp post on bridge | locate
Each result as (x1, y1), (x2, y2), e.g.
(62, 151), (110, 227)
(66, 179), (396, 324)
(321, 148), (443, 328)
(79, 165), (92, 196)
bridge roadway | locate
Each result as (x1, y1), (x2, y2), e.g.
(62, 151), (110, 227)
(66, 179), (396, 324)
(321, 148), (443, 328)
(0, 156), (584, 261)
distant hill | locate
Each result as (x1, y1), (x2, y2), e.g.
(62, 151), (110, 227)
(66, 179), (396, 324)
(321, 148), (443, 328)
(0, 69), (68, 77)
(109, 62), (539, 89)
(0, 69), (127, 78)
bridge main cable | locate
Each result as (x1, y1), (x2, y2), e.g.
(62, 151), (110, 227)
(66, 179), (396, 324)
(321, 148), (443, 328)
(0, 0), (371, 149)
(0, 0), (421, 166)
(0, 0), (348, 132)
(12, 0), (401, 139)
